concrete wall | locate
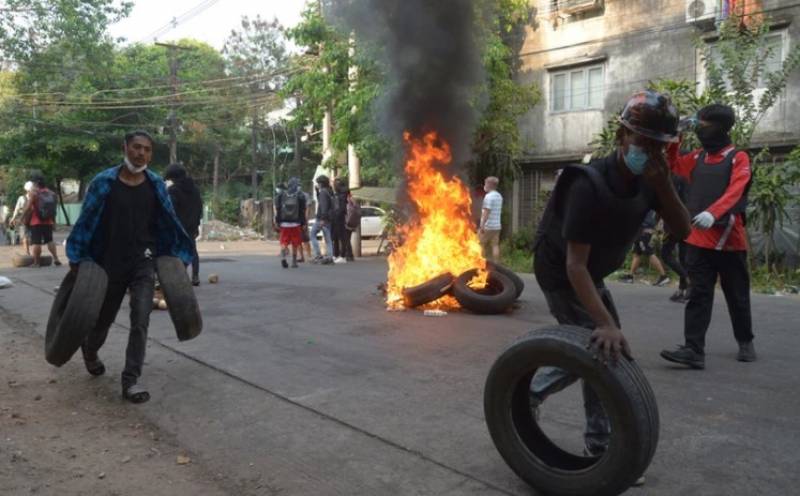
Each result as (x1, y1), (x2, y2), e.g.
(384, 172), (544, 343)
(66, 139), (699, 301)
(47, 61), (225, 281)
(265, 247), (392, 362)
(512, 0), (800, 231)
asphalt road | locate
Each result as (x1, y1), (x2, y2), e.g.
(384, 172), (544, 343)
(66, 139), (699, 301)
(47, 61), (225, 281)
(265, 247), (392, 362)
(1, 250), (798, 495)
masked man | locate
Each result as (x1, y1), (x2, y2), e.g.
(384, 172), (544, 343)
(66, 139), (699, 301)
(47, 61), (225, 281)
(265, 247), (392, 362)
(66, 131), (193, 403)
(531, 91), (691, 484)
(660, 104), (755, 369)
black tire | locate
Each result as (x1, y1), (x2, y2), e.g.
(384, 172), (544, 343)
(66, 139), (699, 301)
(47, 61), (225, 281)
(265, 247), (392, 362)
(12, 254), (33, 267)
(45, 262), (108, 367)
(39, 255), (52, 267)
(484, 325), (659, 496)
(452, 269), (516, 314)
(487, 261), (524, 300)
(401, 273), (454, 308)
(156, 256), (203, 341)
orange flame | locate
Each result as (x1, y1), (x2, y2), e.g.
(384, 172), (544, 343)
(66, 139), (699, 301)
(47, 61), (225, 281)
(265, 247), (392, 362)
(387, 131), (486, 309)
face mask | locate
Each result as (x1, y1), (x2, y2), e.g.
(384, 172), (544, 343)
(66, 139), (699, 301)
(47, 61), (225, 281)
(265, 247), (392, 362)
(124, 156), (148, 174)
(695, 125), (731, 153)
(624, 145), (649, 175)
(165, 180), (174, 188)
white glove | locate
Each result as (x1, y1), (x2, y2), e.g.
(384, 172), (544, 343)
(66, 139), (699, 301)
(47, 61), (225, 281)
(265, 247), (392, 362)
(692, 211), (715, 230)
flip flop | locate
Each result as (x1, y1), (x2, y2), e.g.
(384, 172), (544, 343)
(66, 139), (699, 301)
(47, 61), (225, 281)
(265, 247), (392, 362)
(123, 384), (150, 404)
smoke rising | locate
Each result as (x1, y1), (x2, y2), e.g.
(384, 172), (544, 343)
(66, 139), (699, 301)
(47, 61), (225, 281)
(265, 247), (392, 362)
(334, 0), (485, 167)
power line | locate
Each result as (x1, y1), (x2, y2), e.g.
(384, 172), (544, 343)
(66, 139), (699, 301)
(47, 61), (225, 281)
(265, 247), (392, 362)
(139, 0), (222, 43)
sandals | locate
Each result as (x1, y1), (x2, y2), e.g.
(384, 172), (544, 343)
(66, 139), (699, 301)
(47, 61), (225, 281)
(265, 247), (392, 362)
(83, 357), (106, 376)
(123, 384), (150, 404)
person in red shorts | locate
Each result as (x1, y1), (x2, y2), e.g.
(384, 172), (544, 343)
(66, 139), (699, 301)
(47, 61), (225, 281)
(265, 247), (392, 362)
(274, 177), (306, 269)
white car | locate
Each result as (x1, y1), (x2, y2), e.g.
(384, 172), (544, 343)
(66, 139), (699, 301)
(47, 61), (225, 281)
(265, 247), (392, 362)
(307, 205), (386, 239)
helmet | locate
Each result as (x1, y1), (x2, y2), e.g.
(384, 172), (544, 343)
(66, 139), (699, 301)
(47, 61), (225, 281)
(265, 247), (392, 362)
(619, 90), (680, 143)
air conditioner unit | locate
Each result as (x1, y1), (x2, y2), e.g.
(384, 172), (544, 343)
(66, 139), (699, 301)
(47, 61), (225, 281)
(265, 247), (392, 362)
(686, 0), (721, 24)
(559, 0), (603, 15)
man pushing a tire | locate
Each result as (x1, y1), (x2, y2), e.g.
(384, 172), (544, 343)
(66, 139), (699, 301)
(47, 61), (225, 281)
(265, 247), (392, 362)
(530, 91), (691, 483)
(66, 131), (194, 404)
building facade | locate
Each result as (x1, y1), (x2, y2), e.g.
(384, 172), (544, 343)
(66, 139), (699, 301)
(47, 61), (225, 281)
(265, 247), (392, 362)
(512, 0), (800, 233)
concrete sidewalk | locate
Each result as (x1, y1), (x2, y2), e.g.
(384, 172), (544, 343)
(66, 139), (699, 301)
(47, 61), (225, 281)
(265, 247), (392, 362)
(1, 255), (798, 495)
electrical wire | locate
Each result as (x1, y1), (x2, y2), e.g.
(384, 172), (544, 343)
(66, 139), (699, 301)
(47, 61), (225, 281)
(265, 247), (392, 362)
(139, 0), (222, 43)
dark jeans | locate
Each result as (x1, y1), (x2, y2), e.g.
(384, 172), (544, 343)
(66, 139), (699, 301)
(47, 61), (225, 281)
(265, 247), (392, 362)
(530, 285), (621, 454)
(81, 259), (155, 389)
(191, 241), (199, 281)
(684, 245), (753, 354)
(331, 218), (353, 259)
(661, 234), (689, 289)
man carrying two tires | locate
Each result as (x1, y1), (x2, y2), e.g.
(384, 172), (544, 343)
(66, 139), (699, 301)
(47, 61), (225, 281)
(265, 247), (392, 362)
(66, 131), (194, 404)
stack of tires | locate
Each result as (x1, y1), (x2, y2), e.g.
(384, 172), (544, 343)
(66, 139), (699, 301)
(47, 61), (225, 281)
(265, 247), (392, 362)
(484, 325), (660, 496)
(401, 262), (524, 313)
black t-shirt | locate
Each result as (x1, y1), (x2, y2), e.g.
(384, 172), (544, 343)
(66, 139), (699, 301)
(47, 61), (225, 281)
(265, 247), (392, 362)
(96, 178), (158, 280)
(534, 153), (659, 291)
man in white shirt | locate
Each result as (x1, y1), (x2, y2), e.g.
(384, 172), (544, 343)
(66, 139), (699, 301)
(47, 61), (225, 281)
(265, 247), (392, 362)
(479, 176), (503, 262)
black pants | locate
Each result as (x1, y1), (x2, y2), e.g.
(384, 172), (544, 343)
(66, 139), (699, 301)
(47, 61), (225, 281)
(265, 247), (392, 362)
(684, 246), (753, 353)
(331, 219), (353, 259)
(530, 285), (621, 454)
(661, 234), (689, 289)
(82, 260), (155, 389)
(191, 241), (199, 281)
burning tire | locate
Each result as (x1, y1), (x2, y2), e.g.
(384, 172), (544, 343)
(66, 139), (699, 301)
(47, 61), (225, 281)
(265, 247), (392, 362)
(487, 261), (524, 299)
(484, 325), (659, 496)
(45, 262), (108, 366)
(402, 272), (454, 308)
(452, 269), (516, 314)
(156, 256), (203, 341)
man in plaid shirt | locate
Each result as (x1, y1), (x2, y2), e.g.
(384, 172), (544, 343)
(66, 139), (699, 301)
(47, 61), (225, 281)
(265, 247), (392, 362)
(66, 130), (193, 404)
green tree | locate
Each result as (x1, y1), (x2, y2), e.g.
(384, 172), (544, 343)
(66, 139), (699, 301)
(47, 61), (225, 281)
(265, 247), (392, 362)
(472, 0), (541, 184)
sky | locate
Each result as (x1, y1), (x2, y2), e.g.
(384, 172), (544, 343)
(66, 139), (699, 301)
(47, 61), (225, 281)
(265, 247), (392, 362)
(109, 0), (306, 50)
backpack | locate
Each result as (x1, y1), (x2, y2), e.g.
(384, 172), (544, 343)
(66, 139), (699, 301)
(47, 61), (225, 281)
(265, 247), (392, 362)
(280, 191), (301, 223)
(345, 197), (361, 231)
(36, 189), (58, 222)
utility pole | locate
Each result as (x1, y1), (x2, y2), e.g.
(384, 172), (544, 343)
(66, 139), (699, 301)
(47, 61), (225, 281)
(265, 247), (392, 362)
(251, 92), (259, 198)
(347, 32), (363, 257)
(156, 42), (194, 164)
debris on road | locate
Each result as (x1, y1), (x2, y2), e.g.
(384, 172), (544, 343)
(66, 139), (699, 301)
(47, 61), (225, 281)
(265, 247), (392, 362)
(208, 273), (219, 284)
(200, 220), (261, 242)
(176, 454), (191, 465)
(423, 309), (448, 317)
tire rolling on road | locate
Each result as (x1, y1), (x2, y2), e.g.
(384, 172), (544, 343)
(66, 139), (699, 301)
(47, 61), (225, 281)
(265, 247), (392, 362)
(486, 261), (524, 299)
(401, 272), (454, 308)
(156, 256), (203, 341)
(484, 325), (659, 496)
(45, 262), (108, 366)
(452, 269), (516, 314)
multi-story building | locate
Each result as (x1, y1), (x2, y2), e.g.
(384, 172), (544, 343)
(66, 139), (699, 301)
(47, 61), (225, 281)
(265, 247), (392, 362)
(511, 0), (800, 234)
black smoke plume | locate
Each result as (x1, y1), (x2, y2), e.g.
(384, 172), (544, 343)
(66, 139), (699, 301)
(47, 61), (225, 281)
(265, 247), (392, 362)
(333, 0), (485, 168)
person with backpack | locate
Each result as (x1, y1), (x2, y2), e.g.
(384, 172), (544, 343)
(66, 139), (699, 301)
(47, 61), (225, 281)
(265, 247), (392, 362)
(164, 164), (203, 285)
(331, 177), (354, 264)
(24, 175), (62, 267)
(310, 175), (335, 265)
(10, 181), (34, 253)
(275, 177), (307, 268)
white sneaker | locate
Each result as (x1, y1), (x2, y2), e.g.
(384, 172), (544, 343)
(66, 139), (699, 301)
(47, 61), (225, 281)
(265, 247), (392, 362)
(333, 257), (347, 264)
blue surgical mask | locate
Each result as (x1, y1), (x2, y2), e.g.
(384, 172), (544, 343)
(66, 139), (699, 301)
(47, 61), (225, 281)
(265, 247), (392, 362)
(624, 145), (649, 175)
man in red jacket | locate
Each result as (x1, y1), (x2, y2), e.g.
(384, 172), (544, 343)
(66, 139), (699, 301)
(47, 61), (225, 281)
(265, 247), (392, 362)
(660, 104), (755, 369)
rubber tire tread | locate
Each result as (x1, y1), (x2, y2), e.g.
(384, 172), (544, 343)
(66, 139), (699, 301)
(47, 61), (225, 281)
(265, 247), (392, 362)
(12, 254), (33, 267)
(45, 262), (108, 366)
(452, 269), (516, 315)
(487, 261), (524, 299)
(401, 272), (454, 308)
(156, 256), (203, 341)
(484, 325), (659, 496)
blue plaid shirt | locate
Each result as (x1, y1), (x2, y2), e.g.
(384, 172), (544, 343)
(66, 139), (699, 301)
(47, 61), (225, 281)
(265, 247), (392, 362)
(66, 165), (194, 265)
